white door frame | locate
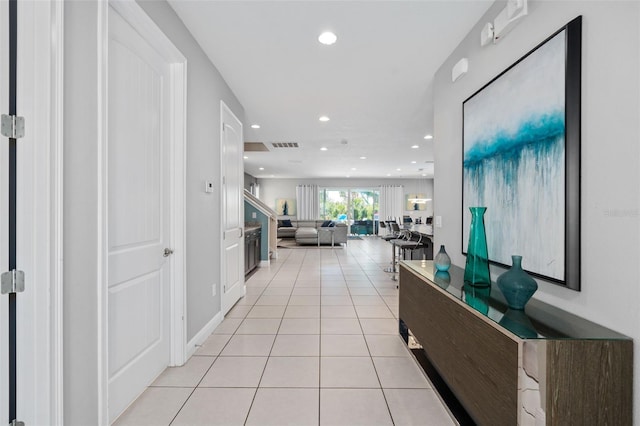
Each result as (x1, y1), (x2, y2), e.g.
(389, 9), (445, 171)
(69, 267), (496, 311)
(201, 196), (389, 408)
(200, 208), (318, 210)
(97, 1), (187, 423)
(5, 1), (65, 424)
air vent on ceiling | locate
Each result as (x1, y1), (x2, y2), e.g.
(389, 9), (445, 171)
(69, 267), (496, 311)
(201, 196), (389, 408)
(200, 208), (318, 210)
(244, 142), (269, 152)
(271, 142), (299, 148)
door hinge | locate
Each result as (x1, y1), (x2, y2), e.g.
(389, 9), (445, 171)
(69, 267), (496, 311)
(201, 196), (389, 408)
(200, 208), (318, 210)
(1, 114), (25, 139)
(1, 270), (25, 295)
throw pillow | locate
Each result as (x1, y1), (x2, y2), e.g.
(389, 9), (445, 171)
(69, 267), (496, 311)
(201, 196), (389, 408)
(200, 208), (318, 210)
(282, 219), (293, 227)
(328, 221), (335, 227)
(321, 220), (332, 227)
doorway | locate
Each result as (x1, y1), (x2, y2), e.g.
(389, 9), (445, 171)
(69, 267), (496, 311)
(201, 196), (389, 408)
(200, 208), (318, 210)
(220, 101), (245, 315)
(103, 2), (186, 422)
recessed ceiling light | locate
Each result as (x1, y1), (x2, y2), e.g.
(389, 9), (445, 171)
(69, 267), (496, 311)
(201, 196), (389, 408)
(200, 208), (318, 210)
(319, 115), (330, 122)
(424, 134), (433, 140)
(243, 156), (248, 159)
(411, 145), (420, 149)
(251, 124), (260, 129)
(360, 156), (367, 160)
(387, 173), (391, 177)
(422, 173), (427, 177)
(351, 167), (356, 171)
(318, 31), (337, 45)
(396, 168), (402, 171)
(320, 147), (328, 151)
(411, 161), (417, 164)
(346, 175), (350, 178)
(259, 167), (264, 171)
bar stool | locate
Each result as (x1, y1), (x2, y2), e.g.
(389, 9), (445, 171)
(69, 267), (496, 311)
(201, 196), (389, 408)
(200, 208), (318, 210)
(383, 222), (401, 273)
(390, 231), (424, 282)
(378, 220), (387, 236)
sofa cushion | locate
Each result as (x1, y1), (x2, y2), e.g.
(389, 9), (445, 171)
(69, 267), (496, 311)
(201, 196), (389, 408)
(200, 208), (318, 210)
(295, 227), (318, 245)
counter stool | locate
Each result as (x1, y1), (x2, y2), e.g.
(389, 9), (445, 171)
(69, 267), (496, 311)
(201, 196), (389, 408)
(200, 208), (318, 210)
(390, 231), (424, 282)
(383, 222), (401, 273)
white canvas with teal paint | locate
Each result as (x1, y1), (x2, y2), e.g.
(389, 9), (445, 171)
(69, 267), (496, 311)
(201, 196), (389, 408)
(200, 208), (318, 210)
(463, 30), (566, 281)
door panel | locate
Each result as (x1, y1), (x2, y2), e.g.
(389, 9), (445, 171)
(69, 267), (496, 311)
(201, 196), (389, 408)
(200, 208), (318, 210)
(221, 104), (245, 314)
(107, 5), (171, 421)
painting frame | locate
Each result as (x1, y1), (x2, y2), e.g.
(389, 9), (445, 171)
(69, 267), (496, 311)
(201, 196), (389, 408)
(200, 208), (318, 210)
(275, 198), (296, 216)
(462, 17), (581, 290)
(406, 194), (429, 211)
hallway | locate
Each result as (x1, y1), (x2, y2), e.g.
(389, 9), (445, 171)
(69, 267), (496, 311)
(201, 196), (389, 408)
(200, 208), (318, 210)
(114, 236), (455, 425)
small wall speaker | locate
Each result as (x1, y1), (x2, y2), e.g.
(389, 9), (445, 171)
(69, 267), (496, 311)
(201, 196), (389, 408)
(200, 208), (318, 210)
(451, 58), (469, 83)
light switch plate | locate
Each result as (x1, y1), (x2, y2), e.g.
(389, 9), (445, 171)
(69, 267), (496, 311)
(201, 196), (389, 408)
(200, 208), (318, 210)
(435, 216), (443, 228)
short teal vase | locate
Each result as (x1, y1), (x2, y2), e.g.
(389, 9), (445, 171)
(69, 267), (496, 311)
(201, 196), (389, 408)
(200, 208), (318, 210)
(433, 270), (451, 289)
(497, 255), (538, 310)
(463, 207), (491, 288)
(499, 309), (538, 338)
(434, 245), (451, 271)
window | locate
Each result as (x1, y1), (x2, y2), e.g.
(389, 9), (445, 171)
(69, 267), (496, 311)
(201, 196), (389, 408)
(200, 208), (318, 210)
(319, 188), (379, 234)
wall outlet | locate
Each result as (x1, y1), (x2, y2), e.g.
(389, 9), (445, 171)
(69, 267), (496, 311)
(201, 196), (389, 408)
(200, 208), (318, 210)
(435, 216), (443, 228)
(212, 284), (217, 297)
(251, 212), (257, 219)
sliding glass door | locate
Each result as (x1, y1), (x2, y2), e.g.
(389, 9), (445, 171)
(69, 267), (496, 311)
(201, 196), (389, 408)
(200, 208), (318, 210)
(319, 188), (379, 235)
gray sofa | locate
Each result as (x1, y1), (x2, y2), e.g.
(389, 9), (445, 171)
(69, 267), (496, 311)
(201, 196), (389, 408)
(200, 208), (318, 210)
(277, 220), (348, 245)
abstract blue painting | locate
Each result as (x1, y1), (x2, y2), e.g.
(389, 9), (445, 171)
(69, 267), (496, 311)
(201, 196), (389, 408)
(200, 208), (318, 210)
(462, 17), (582, 288)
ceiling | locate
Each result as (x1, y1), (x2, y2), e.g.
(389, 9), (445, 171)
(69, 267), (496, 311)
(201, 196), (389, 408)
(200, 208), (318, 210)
(167, 0), (493, 179)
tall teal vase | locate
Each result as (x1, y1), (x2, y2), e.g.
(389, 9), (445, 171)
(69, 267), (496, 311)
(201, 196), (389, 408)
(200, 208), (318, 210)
(464, 207), (491, 288)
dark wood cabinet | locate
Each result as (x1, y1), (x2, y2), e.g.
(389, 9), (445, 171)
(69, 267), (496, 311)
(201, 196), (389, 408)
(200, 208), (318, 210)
(245, 227), (261, 276)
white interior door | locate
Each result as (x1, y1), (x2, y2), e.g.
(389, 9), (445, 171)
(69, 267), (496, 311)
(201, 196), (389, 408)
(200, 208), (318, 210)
(107, 6), (172, 421)
(221, 102), (245, 314)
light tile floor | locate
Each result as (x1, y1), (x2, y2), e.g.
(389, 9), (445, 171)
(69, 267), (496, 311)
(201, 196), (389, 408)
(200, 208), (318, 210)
(114, 236), (456, 426)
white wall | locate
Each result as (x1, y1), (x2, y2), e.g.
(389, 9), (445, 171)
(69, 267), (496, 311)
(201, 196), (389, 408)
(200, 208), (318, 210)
(433, 0), (640, 418)
(259, 177), (435, 219)
(63, 1), (244, 423)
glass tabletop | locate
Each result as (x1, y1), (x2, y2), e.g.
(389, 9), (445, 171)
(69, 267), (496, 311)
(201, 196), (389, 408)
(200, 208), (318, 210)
(400, 260), (630, 340)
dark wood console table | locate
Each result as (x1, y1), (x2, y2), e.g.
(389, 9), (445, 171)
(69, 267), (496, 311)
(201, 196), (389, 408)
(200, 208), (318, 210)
(399, 261), (632, 426)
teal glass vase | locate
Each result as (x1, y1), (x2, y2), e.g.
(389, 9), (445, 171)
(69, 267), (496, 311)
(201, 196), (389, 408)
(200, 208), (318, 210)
(499, 309), (538, 338)
(464, 207), (491, 287)
(434, 245), (451, 272)
(463, 284), (491, 315)
(497, 255), (538, 310)
(434, 270), (451, 289)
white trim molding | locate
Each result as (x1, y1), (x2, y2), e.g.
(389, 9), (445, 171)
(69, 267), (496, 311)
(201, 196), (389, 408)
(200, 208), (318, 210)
(186, 311), (223, 358)
(13, 1), (64, 424)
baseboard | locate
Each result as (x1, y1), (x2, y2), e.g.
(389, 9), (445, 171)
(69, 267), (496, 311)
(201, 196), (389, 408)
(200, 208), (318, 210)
(259, 260), (270, 268)
(186, 311), (223, 358)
